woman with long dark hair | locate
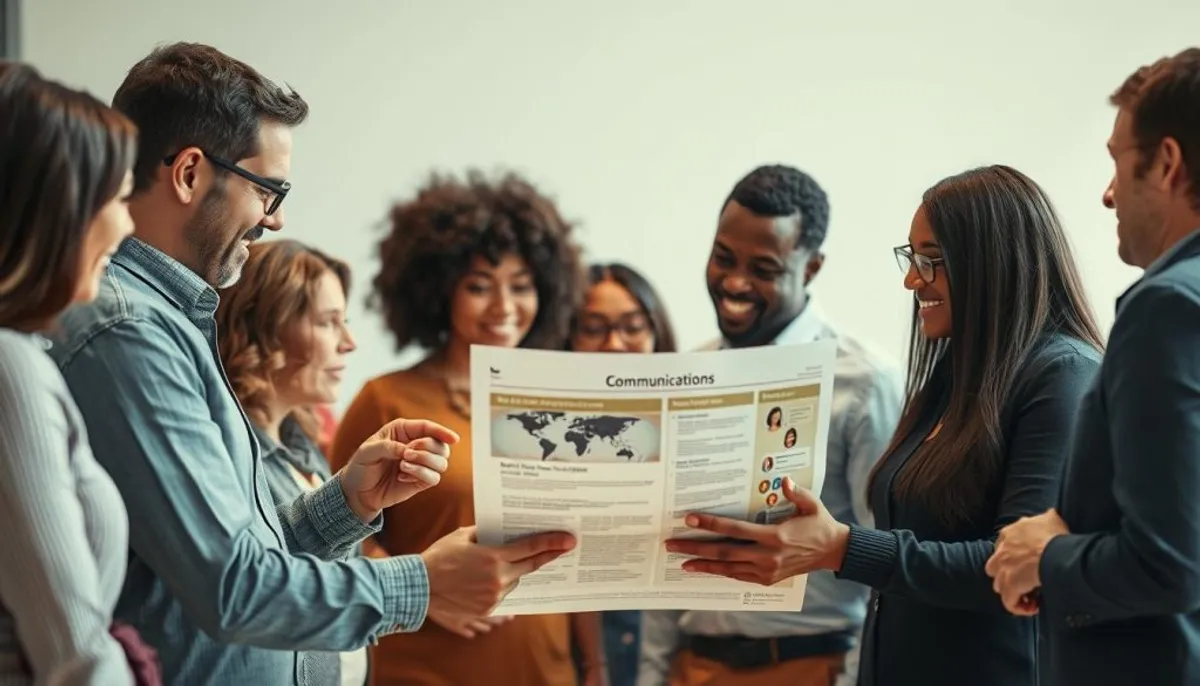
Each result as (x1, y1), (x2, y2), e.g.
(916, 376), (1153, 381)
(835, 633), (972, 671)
(569, 262), (676, 685)
(667, 165), (1103, 686)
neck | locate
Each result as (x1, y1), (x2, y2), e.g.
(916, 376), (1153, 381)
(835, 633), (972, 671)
(258, 398), (293, 445)
(128, 196), (197, 273)
(1147, 213), (1200, 267)
(440, 337), (472, 385)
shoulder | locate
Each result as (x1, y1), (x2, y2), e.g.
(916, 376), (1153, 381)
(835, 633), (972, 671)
(0, 330), (67, 402)
(1009, 334), (1102, 408)
(49, 268), (201, 370)
(1116, 269), (1200, 331)
(828, 327), (905, 405)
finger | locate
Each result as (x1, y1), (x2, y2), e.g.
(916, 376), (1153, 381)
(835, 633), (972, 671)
(497, 531), (577, 563)
(356, 439), (408, 466)
(467, 619), (495, 634)
(505, 548), (571, 579)
(447, 624), (476, 639)
(396, 418), (460, 446)
(665, 539), (767, 564)
(398, 461), (441, 487)
(682, 512), (774, 543)
(983, 548), (1003, 578)
(401, 447), (450, 474)
(781, 478), (821, 515)
(680, 559), (770, 585)
(406, 436), (451, 459)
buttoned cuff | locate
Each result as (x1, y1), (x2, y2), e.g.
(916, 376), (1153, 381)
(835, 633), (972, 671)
(303, 474), (382, 549)
(1038, 533), (1096, 630)
(376, 554), (430, 635)
(836, 524), (899, 589)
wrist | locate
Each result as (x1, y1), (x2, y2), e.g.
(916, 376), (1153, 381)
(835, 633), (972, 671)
(339, 478), (380, 523)
(824, 522), (852, 572)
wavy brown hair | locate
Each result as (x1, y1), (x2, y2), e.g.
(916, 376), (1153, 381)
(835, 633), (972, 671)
(371, 169), (587, 351)
(0, 61), (138, 331)
(216, 239), (350, 439)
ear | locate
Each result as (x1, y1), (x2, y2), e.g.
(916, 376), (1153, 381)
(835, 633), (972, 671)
(802, 251), (825, 285)
(167, 147), (206, 206)
(1158, 136), (1190, 196)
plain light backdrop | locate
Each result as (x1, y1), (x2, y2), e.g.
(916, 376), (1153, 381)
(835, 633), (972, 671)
(22, 1), (1200, 410)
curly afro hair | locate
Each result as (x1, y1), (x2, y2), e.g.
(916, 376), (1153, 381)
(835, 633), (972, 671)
(370, 169), (587, 351)
(724, 164), (830, 252)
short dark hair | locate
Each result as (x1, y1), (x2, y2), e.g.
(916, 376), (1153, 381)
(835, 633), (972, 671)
(0, 61), (138, 331)
(1110, 47), (1200, 210)
(579, 263), (678, 353)
(371, 170), (586, 350)
(724, 164), (830, 251)
(112, 42), (308, 191)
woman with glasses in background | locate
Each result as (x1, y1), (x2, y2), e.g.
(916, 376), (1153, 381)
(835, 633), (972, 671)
(669, 165), (1103, 686)
(569, 262), (677, 686)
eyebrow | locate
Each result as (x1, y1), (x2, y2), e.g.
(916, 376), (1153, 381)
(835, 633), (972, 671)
(915, 241), (940, 249)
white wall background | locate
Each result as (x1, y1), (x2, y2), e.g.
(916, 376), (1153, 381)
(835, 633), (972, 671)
(23, 1), (1200, 411)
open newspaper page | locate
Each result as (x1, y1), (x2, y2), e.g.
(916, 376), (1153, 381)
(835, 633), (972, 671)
(470, 339), (837, 614)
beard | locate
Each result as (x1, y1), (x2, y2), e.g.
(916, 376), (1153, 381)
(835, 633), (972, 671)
(184, 185), (263, 288)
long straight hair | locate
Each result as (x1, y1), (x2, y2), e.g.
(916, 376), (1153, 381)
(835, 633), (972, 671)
(869, 165), (1104, 526)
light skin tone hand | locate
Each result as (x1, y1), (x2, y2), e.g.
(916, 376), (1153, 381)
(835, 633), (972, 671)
(339, 418), (459, 523)
(420, 526), (577, 630)
(665, 477), (849, 585)
(985, 508), (1069, 615)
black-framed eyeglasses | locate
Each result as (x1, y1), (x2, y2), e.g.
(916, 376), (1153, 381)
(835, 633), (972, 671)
(163, 149), (290, 215)
(893, 244), (944, 283)
(574, 312), (654, 343)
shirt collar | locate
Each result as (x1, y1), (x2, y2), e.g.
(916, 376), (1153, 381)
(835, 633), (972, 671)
(112, 237), (220, 318)
(251, 417), (328, 475)
(1117, 227), (1200, 311)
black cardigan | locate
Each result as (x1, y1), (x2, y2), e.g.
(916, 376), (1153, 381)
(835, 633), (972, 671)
(837, 334), (1101, 686)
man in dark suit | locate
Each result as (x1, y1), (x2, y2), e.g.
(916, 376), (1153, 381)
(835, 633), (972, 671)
(986, 47), (1200, 685)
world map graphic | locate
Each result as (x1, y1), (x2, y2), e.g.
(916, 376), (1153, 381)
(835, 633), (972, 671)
(492, 410), (661, 463)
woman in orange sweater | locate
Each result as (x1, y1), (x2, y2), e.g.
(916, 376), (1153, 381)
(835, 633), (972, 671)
(330, 170), (604, 685)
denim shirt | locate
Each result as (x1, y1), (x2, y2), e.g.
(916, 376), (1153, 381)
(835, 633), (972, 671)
(47, 238), (428, 685)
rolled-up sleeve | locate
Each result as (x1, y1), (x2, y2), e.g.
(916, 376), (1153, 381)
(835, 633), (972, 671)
(277, 473), (381, 560)
(0, 348), (133, 685)
(59, 318), (428, 650)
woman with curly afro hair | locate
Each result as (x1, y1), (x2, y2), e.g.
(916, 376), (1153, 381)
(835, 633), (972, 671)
(329, 170), (602, 686)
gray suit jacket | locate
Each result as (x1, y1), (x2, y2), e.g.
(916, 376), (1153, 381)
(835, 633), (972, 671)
(1040, 228), (1200, 685)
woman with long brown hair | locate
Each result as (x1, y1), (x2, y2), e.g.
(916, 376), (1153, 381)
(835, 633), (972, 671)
(667, 165), (1104, 686)
(0, 61), (147, 684)
(215, 239), (368, 686)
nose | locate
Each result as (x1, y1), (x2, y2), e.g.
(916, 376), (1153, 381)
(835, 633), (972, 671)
(488, 287), (517, 318)
(902, 263), (923, 291)
(338, 324), (357, 354)
(262, 207), (285, 232)
(721, 273), (752, 296)
(1102, 178), (1115, 209)
(599, 329), (627, 353)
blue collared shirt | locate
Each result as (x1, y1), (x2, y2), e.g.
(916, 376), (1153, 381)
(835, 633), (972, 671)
(637, 300), (905, 686)
(47, 238), (428, 685)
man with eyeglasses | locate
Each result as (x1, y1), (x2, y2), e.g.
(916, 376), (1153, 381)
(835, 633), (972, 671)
(637, 164), (903, 686)
(46, 42), (575, 685)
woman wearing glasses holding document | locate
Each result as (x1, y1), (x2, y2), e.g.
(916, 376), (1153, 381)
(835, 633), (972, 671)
(329, 170), (607, 685)
(666, 165), (1103, 686)
(569, 262), (678, 686)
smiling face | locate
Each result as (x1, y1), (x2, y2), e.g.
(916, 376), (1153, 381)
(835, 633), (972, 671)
(75, 170), (135, 303)
(903, 205), (952, 340)
(705, 200), (820, 347)
(186, 122), (293, 288)
(448, 253), (539, 349)
(273, 269), (356, 408)
(1103, 109), (1169, 268)
(571, 278), (655, 353)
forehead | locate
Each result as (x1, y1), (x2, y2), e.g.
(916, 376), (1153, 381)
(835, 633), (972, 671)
(714, 200), (801, 257)
(583, 280), (642, 313)
(1110, 109), (1135, 147)
(908, 205), (937, 247)
(311, 270), (346, 308)
(466, 252), (529, 276)
(240, 121), (293, 177)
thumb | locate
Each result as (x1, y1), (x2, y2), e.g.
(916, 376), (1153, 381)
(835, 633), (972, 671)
(782, 478), (820, 514)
